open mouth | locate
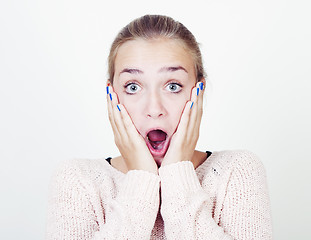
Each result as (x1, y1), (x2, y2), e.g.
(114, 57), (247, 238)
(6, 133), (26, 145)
(147, 129), (167, 150)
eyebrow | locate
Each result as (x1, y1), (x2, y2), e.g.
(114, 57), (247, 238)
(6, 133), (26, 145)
(119, 66), (188, 76)
(159, 66), (188, 74)
(119, 68), (143, 75)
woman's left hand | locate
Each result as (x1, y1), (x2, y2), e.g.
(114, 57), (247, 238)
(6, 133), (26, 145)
(161, 81), (204, 166)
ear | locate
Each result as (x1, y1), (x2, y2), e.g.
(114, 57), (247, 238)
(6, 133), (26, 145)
(107, 79), (112, 86)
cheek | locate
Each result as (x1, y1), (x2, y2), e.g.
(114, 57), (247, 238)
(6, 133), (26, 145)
(169, 90), (191, 114)
(121, 96), (143, 130)
(123, 101), (138, 119)
(170, 101), (186, 122)
(165, 98), (188, 133)
(113, 87), (139, 123)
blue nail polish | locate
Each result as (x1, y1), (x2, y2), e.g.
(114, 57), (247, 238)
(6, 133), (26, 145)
(109, 93), (112, 101)
(196, 87), (199, 96)
(117, 105), (121, 112)
(190, 102), (194, 109)
(106, 86), (109, 94)
(200, 82), (203, 90)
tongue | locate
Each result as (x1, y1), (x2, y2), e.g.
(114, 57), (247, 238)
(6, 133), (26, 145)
(148, 130), (166, 142)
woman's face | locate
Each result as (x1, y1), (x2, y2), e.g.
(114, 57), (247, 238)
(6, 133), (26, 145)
(112, 38), (197, 165)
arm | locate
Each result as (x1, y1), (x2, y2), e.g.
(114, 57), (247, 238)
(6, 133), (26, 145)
(159, 161), (233, 240)
(220, 152), (273, 239)
(159, 152), (273, 240)
(46, 160), (160, 240)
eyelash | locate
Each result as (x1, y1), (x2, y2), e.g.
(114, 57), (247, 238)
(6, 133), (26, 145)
(124, 81), (141, 95)
(123, 81), (183, 95)
(166, 82), (183, 93)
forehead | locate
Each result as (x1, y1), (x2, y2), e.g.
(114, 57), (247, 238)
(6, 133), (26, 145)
(114, 38), (196, 77)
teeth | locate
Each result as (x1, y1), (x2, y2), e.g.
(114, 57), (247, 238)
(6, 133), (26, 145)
(150, 141), (164, 150)
(152, 144), (160, 150)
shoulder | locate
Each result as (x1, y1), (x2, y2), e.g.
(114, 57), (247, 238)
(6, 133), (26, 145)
(207, 149), (266, 176)
(198, 150), (267, 189)
(205, 151), (272, 236)
(49, 158), (114, 190)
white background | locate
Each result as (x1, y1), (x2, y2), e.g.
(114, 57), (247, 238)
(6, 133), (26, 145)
(1, 0), (310, 239)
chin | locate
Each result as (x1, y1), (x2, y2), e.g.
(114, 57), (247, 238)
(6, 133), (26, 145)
(154, 156), (164, 167)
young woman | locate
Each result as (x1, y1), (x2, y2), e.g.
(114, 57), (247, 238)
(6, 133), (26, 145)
(46, 15), (273, 239)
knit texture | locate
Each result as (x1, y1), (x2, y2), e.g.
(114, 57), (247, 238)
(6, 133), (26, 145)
(46, 150), (273, 239)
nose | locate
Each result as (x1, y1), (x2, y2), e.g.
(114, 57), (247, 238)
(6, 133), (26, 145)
(145, 92), (166, 119)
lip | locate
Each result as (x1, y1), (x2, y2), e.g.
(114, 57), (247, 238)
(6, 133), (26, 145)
(144, 127), (171, 158)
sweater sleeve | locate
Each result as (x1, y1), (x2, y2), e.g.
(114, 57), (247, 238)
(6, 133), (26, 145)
(46, 160), (160, 240)
(158, 152), (272, 240)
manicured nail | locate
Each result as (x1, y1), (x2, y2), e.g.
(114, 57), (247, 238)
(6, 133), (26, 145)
(200, 82), (203, 90)
(190, 102), (194, 109)
(109, 93), (112, 101)
(106, 86), (109, 94)
(196, 87), (199, 96)
(117, 105), (121, 112)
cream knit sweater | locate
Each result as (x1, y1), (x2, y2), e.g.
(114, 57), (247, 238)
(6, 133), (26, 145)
(46, 150), (273, 239)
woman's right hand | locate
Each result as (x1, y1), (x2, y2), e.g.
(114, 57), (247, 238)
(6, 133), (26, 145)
(106, 86), (158, 175)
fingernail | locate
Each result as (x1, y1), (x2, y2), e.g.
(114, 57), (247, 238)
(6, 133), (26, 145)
(190, 102), (194, 109)
(117, 105), (121, 112)
(109, 93), (112, 101)
(200, 82), (203, 90)
(106, 86), (109, 94)
(196, 87), (199, 96)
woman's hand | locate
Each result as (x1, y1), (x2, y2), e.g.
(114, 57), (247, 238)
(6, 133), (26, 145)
(106, 86), (158, 175)
(161, 81), (204, 166)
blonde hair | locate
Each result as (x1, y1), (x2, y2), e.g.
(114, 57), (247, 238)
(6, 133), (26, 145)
(108, 15), (206, 84)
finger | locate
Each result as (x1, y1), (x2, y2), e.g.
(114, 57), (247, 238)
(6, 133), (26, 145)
(111, 92), (129, 139)
(175, 83), (199, 136)
(108, 87), (130, 145)
(197, 81), (204, 112)
(186, 84), (200, 140)
(106, 86), (121, 140)
(174, 86), (198, 144)
(194, 81), (204, 133)
(177, 100), (193, 133)
(194, 81), (204, 115)
(117, 104), (142, 140)
(187, 81), (206, 144)
(109, 88), (146, 148)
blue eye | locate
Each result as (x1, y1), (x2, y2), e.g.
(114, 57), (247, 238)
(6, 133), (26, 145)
(125, 83), (141, 94)
(166, 83), (182, 93)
